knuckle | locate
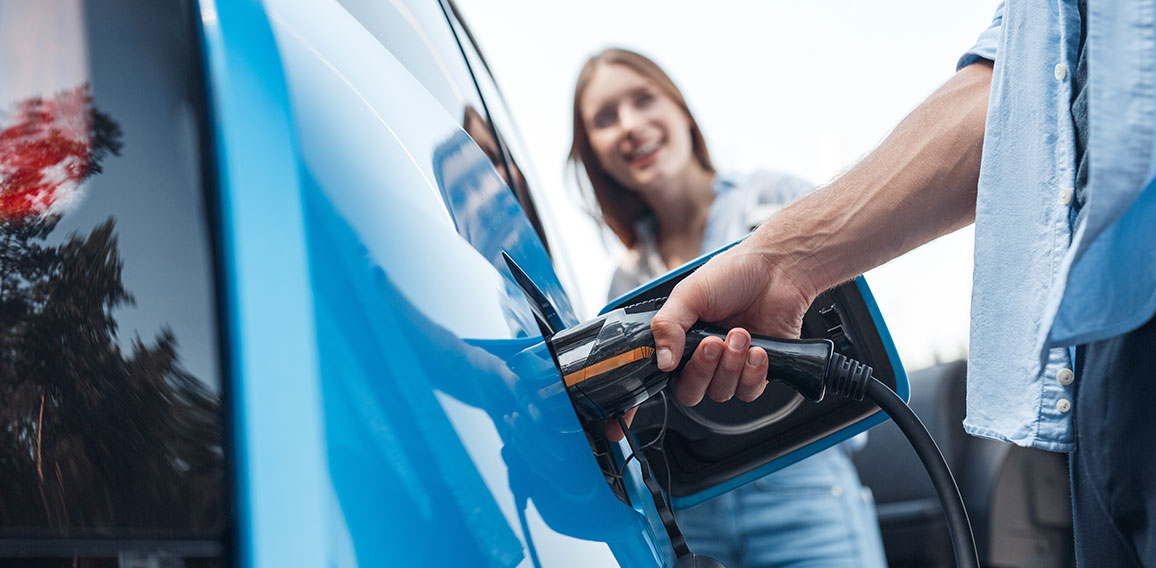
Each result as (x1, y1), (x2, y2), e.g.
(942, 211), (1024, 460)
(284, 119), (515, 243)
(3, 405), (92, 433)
(706, 374), (739, 402)
(707, 384), (735, 402)
(650, 319), (673, 339)
(745, 382), (768, 401)
(684, 360), (714, 384)
(718, 352), (745, 374)
(740, 371), (765, 390)
(675, 380), (705, 406)
(708, 385), (735, 403)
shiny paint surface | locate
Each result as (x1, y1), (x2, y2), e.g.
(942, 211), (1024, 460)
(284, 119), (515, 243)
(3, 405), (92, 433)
(198, 0), (329, 566)
(2, 0), (914, 565)
(204, 0), (667, 565)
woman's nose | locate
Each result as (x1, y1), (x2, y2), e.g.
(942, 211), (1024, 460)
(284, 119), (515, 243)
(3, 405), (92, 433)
(618, 105), (640, 132)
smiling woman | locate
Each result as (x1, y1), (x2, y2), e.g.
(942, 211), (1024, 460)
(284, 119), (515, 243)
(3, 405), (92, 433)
(569, 48), (714, 253)
(566, 47), (888, 568)
(455, 0), (994, 370)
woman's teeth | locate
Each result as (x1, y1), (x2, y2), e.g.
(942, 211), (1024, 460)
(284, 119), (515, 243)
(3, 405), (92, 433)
(629, 141), (660, 160)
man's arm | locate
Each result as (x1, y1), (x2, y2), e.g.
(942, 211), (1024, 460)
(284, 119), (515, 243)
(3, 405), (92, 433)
(652, 61), (993, 407)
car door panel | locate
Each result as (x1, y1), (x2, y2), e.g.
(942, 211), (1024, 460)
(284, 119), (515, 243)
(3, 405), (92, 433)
(260, 1), (662, 565)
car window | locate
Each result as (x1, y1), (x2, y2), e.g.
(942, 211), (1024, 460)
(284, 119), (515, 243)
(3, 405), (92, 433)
(338, 0), (555, 255)
(0, 0), (226, 564)
(442, 0), (554, 249)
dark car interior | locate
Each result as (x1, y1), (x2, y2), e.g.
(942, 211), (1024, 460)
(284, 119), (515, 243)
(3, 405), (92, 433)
(852, 360), (1075, 567)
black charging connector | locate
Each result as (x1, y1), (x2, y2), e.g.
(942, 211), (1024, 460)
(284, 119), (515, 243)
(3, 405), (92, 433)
(549, 299), (979, 568)
(826, 353), (873, 400)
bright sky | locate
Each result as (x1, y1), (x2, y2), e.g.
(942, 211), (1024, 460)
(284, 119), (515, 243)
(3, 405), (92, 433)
(455, 0), (999, 371)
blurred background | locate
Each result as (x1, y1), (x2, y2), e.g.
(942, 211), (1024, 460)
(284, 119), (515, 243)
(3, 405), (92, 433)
(454, 0), (998, 371)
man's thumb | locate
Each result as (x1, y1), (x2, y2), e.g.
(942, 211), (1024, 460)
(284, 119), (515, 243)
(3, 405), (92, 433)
(651, 296), (699, 371)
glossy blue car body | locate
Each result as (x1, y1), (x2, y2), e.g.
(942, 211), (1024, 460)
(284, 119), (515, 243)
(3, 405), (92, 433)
(0, 0), (905, 565)
(201, 0), (679, 565)
(200, 0), (911, 565)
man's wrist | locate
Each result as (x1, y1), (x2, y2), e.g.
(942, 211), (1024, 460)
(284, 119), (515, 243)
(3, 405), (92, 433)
(747, 211), (835, 301)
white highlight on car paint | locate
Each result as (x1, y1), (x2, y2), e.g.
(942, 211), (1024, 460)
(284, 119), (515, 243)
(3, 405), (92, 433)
(434, 390), (621, 567)
(268, 11), (448, 226)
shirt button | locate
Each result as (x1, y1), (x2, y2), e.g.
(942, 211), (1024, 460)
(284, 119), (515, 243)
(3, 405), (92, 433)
(1057, 368), (1075, 385)
(1055, 63), (1068, 81)
(1057, 399), (1072, 413)
(1059, 187), (1073, 205)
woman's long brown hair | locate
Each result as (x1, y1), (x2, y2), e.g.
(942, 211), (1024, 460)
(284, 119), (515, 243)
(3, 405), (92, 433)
(568, 48), (714, 247)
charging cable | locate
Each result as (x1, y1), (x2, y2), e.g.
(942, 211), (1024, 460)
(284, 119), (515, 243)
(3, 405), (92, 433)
(681, 327), (980, 568)
(550, 300), (979, 568)
(825, 357), (980, 568)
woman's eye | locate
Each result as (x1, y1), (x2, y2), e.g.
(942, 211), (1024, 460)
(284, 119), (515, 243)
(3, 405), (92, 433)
(592, 110), (616, 129)
(635, 92), (655, 108)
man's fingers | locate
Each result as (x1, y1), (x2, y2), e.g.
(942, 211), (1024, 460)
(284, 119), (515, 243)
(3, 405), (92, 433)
(673, 336), (724, 406)
(706, 329), (750, 402)
(652, 282), (706, 371)
(736, 346), (770, 402)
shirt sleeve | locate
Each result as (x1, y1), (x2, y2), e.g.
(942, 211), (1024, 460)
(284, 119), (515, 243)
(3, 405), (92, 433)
(957, 2), (1004, 70)
(607, 264), (637, 302)
(749, 171), (811, 203)
(742, 171), (813, 232)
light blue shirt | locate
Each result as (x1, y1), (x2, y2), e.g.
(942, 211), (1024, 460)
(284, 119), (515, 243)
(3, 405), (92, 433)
(961, 0), (1156, 451)
(608, 171), (809, 299)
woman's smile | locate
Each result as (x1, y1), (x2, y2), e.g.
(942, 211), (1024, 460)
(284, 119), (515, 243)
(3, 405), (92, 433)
(627, 139), (663, 168)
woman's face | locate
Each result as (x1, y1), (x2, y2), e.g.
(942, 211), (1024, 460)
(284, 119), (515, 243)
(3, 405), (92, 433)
(579, 63), (699, 195)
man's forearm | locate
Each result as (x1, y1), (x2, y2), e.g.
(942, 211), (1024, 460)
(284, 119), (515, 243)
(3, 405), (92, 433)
(756, 61), (993, 296)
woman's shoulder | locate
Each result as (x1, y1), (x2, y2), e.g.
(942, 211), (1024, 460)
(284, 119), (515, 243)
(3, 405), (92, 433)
(710, 170), (815, 237)
(725, 169), (813, 203)
(608, 246), (655, 301)
(607, 218), (665, 300)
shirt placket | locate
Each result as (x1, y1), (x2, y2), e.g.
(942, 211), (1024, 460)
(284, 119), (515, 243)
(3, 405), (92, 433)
(1036, 2), (1080, 446)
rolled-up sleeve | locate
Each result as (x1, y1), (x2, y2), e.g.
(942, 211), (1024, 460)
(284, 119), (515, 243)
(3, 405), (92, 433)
(957, 2), (1004, 70)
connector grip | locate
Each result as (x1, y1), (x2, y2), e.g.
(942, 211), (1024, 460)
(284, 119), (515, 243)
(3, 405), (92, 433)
(827, 353), (873, 401)
(684, 324), (836, 402)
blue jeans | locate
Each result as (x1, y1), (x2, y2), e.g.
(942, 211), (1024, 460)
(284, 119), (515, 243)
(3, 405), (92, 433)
(1071, 313), (1156, 567)
(675, 447), (886, 568)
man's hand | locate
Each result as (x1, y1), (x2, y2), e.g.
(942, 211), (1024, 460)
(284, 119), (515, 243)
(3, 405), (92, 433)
(651, 235), (819, 407)
(650, 61), (992, 409)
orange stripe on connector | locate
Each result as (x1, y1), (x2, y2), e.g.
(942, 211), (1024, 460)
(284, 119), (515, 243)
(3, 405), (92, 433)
(563, 346), (655, 386)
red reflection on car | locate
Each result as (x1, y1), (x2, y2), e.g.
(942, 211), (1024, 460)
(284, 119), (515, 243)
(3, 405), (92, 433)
(0, 85), (92, 219)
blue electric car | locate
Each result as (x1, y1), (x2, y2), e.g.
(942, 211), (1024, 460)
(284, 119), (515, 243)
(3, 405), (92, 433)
(3, 0), (1068, 566)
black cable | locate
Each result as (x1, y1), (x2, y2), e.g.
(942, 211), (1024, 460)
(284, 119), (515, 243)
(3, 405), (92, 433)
(610, 392), (671, 494)
(863, 377), (979, 568)
(650, 391), (673, 510)
(639, 390), (670, 451)
(620, 392), (676, 512)
(617, 414), (692, 559)
(822, 352), (977, 566)
(614, 453), (635, 479)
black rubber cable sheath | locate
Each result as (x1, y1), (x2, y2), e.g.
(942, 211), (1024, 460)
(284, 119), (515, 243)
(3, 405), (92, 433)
(865, 378), (979, 568)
